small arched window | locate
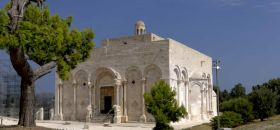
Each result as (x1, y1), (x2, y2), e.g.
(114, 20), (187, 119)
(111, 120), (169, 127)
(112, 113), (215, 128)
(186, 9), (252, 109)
(140, 29), (143, 34)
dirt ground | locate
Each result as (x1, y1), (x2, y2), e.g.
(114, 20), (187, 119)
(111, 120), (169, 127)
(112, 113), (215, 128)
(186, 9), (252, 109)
(0, 125), (54, 130)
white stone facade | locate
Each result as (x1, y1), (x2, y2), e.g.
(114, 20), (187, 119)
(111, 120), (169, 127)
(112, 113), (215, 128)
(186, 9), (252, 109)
(54, 21), (217, 123)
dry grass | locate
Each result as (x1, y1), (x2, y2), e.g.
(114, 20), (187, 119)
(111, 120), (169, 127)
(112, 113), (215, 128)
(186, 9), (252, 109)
(183, 123), (212, 130)
(0, 125), (54, 130)
(234, 115), (280, 130)
(183, 115), (280, 130)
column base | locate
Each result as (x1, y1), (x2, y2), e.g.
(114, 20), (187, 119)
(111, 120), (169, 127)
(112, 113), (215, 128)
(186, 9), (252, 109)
(86, 105), (93, 122)
(201, 114), (208, 120)
(121, 116), (128, 123)
(114, 116), (122, 124)
(53, 113), (63, 120)
(86, 115), (92, 122)
(113, 105), (121, 124)
(139, 115), (146, 123)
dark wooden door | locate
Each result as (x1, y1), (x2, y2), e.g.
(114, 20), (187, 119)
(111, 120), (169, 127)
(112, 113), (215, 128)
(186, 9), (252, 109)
(104, 96), (112, 114)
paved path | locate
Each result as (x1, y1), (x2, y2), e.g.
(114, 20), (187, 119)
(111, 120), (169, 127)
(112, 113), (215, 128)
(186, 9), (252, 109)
(0, 117), (207, 130)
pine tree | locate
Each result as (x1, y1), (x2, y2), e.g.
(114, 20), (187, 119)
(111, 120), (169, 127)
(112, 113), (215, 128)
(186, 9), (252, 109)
(144, 80), (187, 130)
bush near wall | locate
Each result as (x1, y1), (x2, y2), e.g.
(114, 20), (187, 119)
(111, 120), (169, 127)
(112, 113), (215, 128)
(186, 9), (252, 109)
(211, 111), (243, 130)
(220, 97), (253, 123)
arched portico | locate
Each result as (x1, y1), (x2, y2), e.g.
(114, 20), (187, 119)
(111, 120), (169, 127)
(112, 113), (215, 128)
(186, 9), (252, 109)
(91, 67), (122, 123)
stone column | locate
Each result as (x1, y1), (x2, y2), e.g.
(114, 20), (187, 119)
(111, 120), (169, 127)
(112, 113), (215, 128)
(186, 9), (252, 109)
(114, 80), (122, 123)
(122, 80), (128, 122)
(140, 78), (146, 122)
(177, 80), (181, 105)
(201, 88), (204, 120)
(59, 81), (63, 120)
(185, 81), (189, 120)
(205, 88), (209, 119)
(86, 81), (92, 122)
(54, 78), (60, 120)
(92, 84), (96, 116)
(73, 80), (77, 120)
(210, 86), (212, 111)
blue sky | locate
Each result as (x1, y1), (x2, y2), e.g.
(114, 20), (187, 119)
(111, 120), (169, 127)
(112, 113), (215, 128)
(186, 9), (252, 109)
(0, 0), (280, 93)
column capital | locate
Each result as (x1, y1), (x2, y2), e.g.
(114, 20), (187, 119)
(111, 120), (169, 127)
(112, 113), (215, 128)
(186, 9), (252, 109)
(73, 79), (77, 85)
(114, 79), (122, 86)
(59, 79), (63, 85)
(141, 78), (146, 83)
(122, 80), (128, 84)
(87, 81), (92, 86)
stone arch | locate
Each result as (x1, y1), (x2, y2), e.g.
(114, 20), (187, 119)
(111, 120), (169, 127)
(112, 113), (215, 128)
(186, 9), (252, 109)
(181, 68), (189, 111)
(93, 67), (121, 114)
(144, 64), (162, 91)
(62, 73), (75, 120)
(174, 65), (181, 80)
(93, 67), (121, 86)
(189, 81), (203, 121)
(125, 66), (142, 121)
(182, 67), (189, 82)
(144, 64), (162, 122)
(74, 69), (89, 121)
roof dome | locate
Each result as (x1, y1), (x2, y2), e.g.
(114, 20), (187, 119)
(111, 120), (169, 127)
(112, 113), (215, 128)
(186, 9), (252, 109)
(135, 20), (145, 26)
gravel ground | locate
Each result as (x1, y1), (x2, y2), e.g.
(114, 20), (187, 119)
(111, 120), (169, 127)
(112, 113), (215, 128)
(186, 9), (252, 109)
(0, 117), (208, 130)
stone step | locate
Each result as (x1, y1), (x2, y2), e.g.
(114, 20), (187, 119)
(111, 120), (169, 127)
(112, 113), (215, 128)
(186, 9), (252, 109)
(92, 115), (113, 123)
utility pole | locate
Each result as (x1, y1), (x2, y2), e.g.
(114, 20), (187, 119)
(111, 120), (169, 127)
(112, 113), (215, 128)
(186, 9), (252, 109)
(213, 60), (221, 130)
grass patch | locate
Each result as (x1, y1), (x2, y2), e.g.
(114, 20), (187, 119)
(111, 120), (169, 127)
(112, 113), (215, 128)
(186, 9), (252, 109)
(0, 125), (54, 130)
(183, 115), (280, 130)
(183, 123), (212, 130)
(234, 115), (280, 130)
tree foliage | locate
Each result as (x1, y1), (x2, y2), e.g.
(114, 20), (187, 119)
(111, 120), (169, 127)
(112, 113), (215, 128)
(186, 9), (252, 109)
(230, 83), (246, 98)
(249, 86), (277, 121)
(211, 111), (243, 130)
(0, 2), (94, 126)
(221, 90), (231, 103)
(263, 78), (280, 113)
(220, 97), (253, 123)
(0, 4), (94, 80)
(144, 80), (187, 130)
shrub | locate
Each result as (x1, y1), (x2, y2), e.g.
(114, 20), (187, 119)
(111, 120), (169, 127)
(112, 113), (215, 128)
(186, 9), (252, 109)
(249, 86), (277, 121)
(220, 97), (253, 122)
(211, 111), (243, 130)
(144, 80), (187, 130)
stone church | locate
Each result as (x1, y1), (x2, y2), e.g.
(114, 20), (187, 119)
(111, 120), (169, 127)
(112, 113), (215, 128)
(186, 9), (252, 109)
(54, 20), (217, 124)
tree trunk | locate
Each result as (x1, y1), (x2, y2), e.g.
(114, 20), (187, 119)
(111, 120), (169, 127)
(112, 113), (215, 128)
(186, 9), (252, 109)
(18, 79), (36, 126)
(10, 48), (36, 127)
(7, 0), (51, 127)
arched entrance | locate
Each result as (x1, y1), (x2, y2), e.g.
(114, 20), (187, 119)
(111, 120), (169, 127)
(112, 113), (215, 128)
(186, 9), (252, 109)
(93, 67), (121, 115)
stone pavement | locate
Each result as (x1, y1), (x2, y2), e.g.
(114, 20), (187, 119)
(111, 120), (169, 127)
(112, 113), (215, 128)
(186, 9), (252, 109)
(0, 117), (208, 130)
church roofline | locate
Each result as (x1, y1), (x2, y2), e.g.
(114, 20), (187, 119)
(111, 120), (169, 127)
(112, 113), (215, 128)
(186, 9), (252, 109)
(167, 38), (212, 60)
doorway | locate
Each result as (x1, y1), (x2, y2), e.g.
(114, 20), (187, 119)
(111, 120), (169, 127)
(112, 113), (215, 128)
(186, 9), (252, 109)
(100, 87), (114, 114)
(103, 96), (112, 114)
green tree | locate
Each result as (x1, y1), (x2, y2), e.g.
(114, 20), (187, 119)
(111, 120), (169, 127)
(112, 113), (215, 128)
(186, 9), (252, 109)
(230, 83), (246, 98)
(249, 86), (277, 121)
(211, 111), (243, 130)
(263, 78), (280, 113)
(221, 90), (230, 103)
(0, 1), (94, 126)
(144, 80), (187, 130)
(220, 97), (253, 123)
